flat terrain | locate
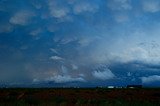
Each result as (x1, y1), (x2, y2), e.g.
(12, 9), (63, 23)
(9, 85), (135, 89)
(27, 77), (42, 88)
(0, 88), (160, 106)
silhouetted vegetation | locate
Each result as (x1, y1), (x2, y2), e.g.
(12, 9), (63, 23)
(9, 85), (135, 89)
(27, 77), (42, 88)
(0, 88), (159, 105)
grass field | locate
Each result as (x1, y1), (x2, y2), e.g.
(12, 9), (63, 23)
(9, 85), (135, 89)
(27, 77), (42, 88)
(0, 88), (160, 106)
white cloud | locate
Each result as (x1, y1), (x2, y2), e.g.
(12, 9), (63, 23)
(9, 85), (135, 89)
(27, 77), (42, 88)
(141, 75), (160, 84)
(111, 41), (160, 64)
(9, 10), (35, 26)
(107, 0), (132, 11)
(48, 0), (70, 18)
(119, 47), (149, 63)
(92, 67), (115, 80)
(142, 0), (160, 13)
(73, 2), (99, 14)
(46, 75), (85, 83)
(50, 56), (64, 61)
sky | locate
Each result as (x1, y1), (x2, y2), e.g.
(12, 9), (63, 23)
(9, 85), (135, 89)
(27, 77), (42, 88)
(0, 0), (160, 87)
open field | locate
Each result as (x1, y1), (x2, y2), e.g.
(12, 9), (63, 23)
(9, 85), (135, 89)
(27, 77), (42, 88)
(0, 88), (160, 106)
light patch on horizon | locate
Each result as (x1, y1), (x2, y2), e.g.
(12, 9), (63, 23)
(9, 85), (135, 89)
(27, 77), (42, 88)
(141, 75), (160, 84)
(110, 41), (160, 64)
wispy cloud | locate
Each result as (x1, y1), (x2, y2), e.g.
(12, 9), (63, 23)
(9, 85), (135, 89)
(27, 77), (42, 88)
(50, 56), (64, 61)
(50, 48), (59, 54)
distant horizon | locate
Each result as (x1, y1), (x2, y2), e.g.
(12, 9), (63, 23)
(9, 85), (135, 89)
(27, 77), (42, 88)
(0, 82), (159, 88)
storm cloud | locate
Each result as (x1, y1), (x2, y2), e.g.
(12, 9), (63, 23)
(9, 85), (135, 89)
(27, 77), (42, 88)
(0, 0), (160, 87)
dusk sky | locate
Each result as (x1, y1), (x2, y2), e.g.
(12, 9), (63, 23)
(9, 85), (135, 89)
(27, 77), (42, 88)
(0, 0), (160, 87)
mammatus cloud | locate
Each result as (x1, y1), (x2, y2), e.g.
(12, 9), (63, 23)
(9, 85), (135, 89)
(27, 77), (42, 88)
(107, 0), (131, 23)
(107, 0), (132, 11)
(141, 75), (160, 84)
(142, 0), (160, 13)
(73, 1), (99, 14)
(9, 10), (35, 26)
(47, 0), (70, 19)
(1, 0), (160, 86)
(46, 75), (85, 83)
(92, 65), (115, 80)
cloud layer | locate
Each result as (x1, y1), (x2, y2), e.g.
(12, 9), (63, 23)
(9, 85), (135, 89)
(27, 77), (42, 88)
(0, 0), (160, 87)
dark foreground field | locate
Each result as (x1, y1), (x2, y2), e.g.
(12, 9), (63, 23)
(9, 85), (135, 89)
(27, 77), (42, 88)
(0, 88), (160, 106)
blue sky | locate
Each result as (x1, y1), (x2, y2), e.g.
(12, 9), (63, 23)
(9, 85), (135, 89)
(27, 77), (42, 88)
(0, 0), (160, 87)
